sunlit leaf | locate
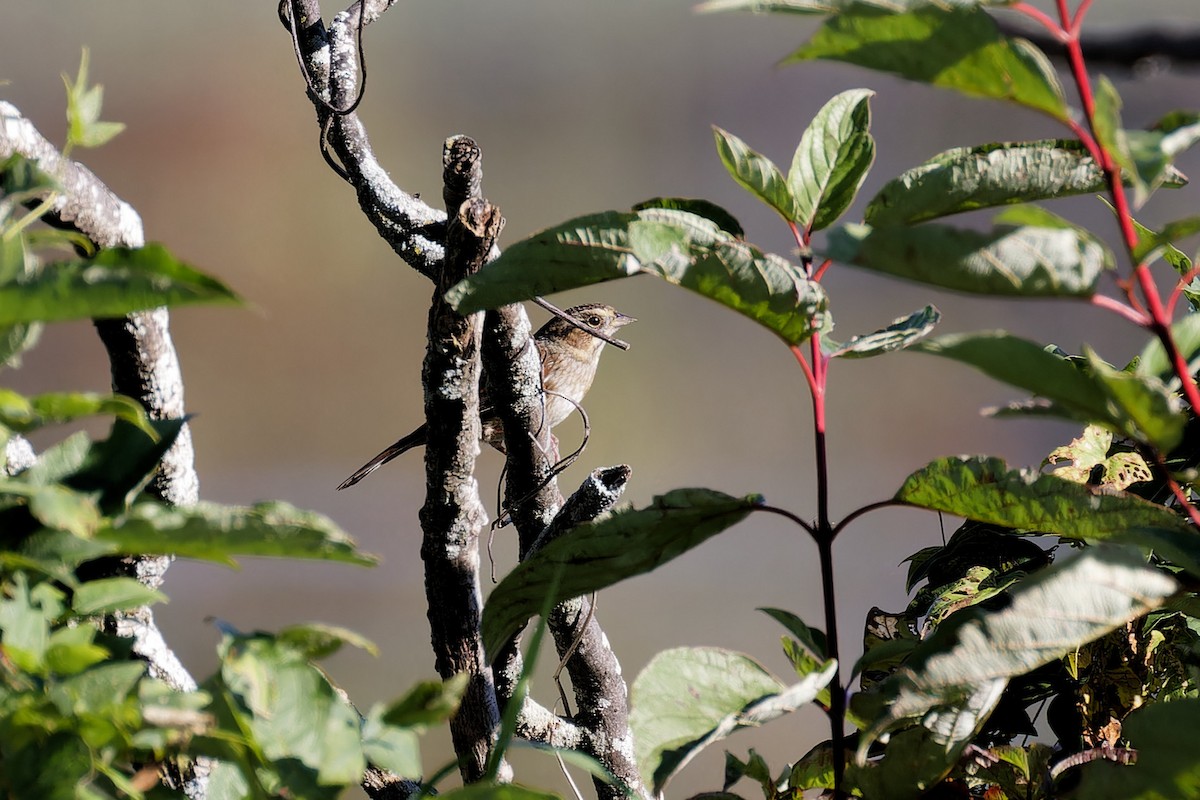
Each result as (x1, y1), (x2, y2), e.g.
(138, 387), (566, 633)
(865, 140), (1143, 226)
(630, 646), (835, 794)
(896, 454), (1188, 534)
(827, 221), (1109, 297)
(825, 305), (939, 358)
(714, 126), (801, 222)
(63, 49), (125, 151)
(72, 577), (166, 615)
(789, 88), (876, 232)
(448, 208), (827, 345)
(785, 3), (1068, 122)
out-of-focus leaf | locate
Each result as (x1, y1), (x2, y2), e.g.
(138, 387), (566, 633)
(1077, 698), (1200, 798)
(72, 577), (166, 615)
(96, 501), (377, 567)
(0, 244), (240, 325)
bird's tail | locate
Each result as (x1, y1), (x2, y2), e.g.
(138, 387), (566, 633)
(336, 426), (427, 490)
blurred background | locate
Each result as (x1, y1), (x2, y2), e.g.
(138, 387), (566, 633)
(5, 1), (1200, 795)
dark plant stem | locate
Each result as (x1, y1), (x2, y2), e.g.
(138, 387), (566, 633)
(817, 529), (846, 798)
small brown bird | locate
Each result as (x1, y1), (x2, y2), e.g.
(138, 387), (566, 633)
(337, 303), (635, 490)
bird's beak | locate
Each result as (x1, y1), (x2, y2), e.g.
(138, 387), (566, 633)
(615, 313), (636, 327)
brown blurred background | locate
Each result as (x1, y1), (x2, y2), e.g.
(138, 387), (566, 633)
(5, 1), (1200, 795)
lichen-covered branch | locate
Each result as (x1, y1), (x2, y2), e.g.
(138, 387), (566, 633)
(281, 0), (445, 279)
(419, 192), (505, 783)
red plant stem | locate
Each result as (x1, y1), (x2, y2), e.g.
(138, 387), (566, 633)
(1167, 265), (1200, 318)
(1090, 293), (1150, 327)
(1049, 0), (1200, 417)
(1010, 2), (1069, 41)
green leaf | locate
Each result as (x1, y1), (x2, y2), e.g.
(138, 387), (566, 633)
(788, 88), (876, 232)
(895, 455), (1189, 539)
(864, 140), (1127, 226)
(44, 625), (108, 675)
(1131, 214), (1200, 264)
(713, 127), (801, 222)
(0, 243), (240, 325)
(63, 49), (125, 151)
(1137, 314), (1200, 385)
(630, 646), (835, 795)
(827, 220), (1109, 297)
(826, 305), (939, 359)
(216, 631), (366, 789)
(68, 417), (186, 513)
(448, 207), (827, 345)
(275, 622), (379, 660)
(1046, 425), (1151, 491)
(785, 4), (1069, 122)
(861, 547), (1176, 755)
(1092, 76), (1137, 192)
(437, 785), (563, 800)
(72, 576), (167, 615)
(759, 607), (827, 658)
(96, 500), (377, 567)
(914, 332), (1186, 451)
(0, 573), (62, 672)
(1077, 698), (1200, 799)
(0, 391), (155, 438)
(632, 197), (744, 238)
(0, 482), (104, 538)
(1125, 110), (1200, 206)
(700, 0), (1020, 12)
(49, 661), (146, 715)
(361, 705), (422, 779)
(381, 673), (469, 728)
(481, 489), (761, 658)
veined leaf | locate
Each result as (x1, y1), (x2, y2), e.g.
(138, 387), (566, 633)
(96, 501), (377, 567)
(480, 489), (761, 658)
(630, 646), (835, 795)
(826, 305), (939, 358)
(632, 197), (745, 238)
(826, 221), (1109, 296)
(785, 3), (1069, 122)
(1131, 214), (1200, 265)
(915, 332), (1186, 450)
(1137, 313), (1200, 385)
(448, 207), (827, 345)
(1125, 110), (1200, 206)
(896, 455), (1188, 538)
(0, 244), (239, 324)
(865, 140), (1137, 226)
(714, 126), (801, 222)
(861, 548), (1175, 755)
(789, 88), (876, 232)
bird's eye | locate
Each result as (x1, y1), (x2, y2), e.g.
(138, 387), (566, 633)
(586, 315), (602, 327)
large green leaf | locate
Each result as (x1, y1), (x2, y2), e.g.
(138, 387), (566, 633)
(0, 244), (240, 325)
(96, 501), (377, 566)
(699, 0), (1022, 15)
(789, 88), (876, 232)
(914, 332), (1186, 451)
(825, 221), (1109, 296)
(865, 140), (1132, 226)
(895, 456), (1189, 539)
(480, 489), (761, 658)
(630, 646), (835, 795)
(785, 3), (1068, 122)
(861, 547), (1176, 753)
(1125, 110), (1200, 206)
(1077, 698), (1200, 799)
(447, 207), (827, 345)
(72, 577), (166, 615)
(714, 127), (801, 222)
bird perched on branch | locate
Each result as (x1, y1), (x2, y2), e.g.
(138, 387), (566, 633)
(337, 303), (635, 490)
